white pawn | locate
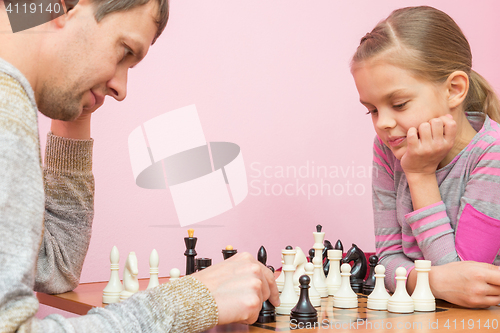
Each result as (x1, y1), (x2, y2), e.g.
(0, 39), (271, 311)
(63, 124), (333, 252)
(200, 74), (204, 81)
(147, 249), (160, 289)
(326, 249), (342, 296)
(312, 257), (328, 297)
(367, 265), (390, 310)
(276, 247), (299, 315)
(387, 267), (414, 313)
(293, 247), (308, 293)
(304, 262), (321, 307)
(169, 268), (181, 282)
(102, 246), (123, 304)
(333, 263), (358, 309)
(120, 252), (139, 301)
(411, 260), (435, 311)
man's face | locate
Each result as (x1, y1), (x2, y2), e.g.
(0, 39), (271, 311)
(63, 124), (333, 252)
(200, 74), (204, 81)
(37, 0), (158, 120)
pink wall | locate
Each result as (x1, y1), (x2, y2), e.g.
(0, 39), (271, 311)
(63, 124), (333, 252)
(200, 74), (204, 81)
(37, 0), (500, 292)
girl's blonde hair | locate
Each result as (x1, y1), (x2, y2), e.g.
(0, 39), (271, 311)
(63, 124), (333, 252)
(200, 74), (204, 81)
(351, 6), (500, 123)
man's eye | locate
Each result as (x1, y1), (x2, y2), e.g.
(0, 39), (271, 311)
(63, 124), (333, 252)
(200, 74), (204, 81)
(122, 45), (134, 61)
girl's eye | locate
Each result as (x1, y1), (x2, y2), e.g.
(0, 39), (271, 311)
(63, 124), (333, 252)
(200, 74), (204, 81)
(393, 102), (407, 109)
(366, 109), (378, 115)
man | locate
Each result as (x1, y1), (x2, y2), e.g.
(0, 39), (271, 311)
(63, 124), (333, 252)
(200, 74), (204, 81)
(0, 0), (279, 331)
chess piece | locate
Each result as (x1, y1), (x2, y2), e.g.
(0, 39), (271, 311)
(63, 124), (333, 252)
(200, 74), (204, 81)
(308, 248), (315, 263)
(184, 229), (197, 275)
(325, 249), (342, 296)
(169, 268), (181, 282)
(222, 245), (237, 260)
(312, 256), (328, 297)
(290, 275), (318, 327)
(334, 239), (343, 272)
(363, 255), (378, 295)
(312, 225), (328, 297)
(333, 263), (358, 309)
(342, 244), (367, 293)
(411, 260), (436, 311)
(120, 252), (139, 301)
(322, 240), (334, 277)
(257, 245), (267, 264)
(293, 247), (308, 293)
(367, 265), (390, 310)
(257, 246), (276, 323)
(196, 258), (212, 271)
(147, 249), (160, 289)
(102, 246), (123, 303)
(334, 239), (344, 253)
(387, 267), (414, 313)
(276, 256), (285, 292)
(276, 246), (299, 314)
(304, 262), (321, 307)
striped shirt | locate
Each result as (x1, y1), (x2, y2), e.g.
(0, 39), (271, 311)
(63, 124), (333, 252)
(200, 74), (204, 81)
(372, 112), (500, 291)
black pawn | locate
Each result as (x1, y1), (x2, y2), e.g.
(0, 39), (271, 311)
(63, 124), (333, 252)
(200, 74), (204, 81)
(290, 275), (318, 327)
(362, 255), (378, 295)
(308, 248), (315, 263)
(257, 246), (276, 323)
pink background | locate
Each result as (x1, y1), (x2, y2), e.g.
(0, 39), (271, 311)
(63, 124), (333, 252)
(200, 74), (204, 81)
(37, 0), (500, 318)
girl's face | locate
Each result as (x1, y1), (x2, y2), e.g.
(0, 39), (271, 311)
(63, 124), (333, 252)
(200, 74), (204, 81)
(352, 60), (450, 160)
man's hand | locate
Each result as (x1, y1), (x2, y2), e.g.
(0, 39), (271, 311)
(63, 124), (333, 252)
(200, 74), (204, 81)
(401, 114), (457, 175)
(192, 252), (280, 325)
(50, 108), (93, 140)
(429, 261), (500, 308)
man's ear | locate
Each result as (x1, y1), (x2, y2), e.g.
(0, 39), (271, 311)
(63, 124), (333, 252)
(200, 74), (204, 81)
(446, 71), (469, 110)
(53, 0), (89, 29)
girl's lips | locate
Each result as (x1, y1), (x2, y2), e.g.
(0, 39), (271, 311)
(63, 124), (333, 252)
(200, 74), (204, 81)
(388, 137), (406, 147)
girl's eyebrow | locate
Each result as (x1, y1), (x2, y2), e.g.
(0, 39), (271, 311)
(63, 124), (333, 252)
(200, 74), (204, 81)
(360, 88), (411, 105)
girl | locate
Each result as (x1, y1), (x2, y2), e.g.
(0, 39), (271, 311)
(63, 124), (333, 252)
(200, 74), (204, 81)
(351, 6), (500, 308)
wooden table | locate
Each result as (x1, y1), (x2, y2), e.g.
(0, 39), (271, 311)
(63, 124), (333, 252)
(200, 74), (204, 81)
(37, 278), (500, 332)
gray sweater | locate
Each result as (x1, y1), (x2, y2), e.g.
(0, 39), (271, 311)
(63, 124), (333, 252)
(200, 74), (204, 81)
(0, 58), (218, 332)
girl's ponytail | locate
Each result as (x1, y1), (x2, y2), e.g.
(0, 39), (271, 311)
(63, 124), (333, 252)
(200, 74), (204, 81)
(467, 70), (500, 123)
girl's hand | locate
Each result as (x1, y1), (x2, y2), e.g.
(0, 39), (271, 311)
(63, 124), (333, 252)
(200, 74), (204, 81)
(401, 115), (457, 175)
(429, 261), (500, 308)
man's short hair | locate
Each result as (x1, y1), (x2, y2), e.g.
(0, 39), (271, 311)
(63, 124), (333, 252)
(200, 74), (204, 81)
(66, 0), (169, 44)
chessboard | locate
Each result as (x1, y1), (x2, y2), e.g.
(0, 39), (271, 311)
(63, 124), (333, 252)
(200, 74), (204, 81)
(251, 294), (447, 331)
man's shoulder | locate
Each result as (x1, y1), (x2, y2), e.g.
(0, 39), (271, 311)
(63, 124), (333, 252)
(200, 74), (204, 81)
(0, 70), (31, 103)
(0, 71), (39, 146)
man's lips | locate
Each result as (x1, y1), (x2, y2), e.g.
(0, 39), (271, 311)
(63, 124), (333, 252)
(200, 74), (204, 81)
(85, 91), (104, 110)
(388, 136), (406, 147)
(93, 91), (105, 107)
